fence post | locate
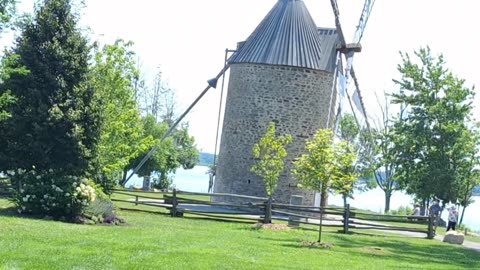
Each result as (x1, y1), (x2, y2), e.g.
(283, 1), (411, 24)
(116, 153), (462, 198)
(343, 204), (350, 234)
(171, 188), (178, 217)
(135, 195), (138, 206)
(264, 197), (272, 223)
(427, 214), (434, 239)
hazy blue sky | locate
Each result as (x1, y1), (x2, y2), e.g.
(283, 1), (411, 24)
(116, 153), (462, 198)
(13, 0), (480, 153)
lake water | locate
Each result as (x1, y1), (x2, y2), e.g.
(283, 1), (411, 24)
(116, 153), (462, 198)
(128, 165), (480, 232)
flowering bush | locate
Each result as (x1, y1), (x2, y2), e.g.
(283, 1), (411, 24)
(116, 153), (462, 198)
(7, 169), (97, 218)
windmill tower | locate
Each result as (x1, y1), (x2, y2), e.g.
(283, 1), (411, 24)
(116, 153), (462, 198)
(214, 0), (341, 205)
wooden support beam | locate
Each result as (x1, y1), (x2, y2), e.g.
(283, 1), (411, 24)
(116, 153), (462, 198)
(336, 43), (362, 54)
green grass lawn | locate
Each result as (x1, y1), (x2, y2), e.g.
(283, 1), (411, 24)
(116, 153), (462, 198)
(0, 198), (479, 270)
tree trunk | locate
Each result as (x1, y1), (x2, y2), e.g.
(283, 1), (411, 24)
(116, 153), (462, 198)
(342, 194), (347, 209)
(142, 173), (151, 191)
(420, 198), (427, 216)
(320, 189), (328, 209)
(459, 205), (467, 225)
(384, 191), (391, 213)
(122, 167), (128, 184)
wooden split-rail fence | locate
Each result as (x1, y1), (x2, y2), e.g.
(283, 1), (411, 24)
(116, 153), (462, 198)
(0, 177), (13, 198)
(111, 188), (436, 239)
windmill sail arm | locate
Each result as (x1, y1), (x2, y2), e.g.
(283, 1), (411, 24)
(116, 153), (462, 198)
(353, 0), (376, 44)
(350, 66), (371, 131)
(329, 0), (347, 46)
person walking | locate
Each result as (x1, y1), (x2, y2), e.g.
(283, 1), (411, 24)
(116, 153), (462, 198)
(412, 203), (421, 216)
(429, 199), (442, 233)
(447, 206), (459, 232)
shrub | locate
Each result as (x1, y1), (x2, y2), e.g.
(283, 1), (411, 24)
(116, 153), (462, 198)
(152, 175), (174, 191)
(85, 197), (116, 219)
(7, 169), (96, 219)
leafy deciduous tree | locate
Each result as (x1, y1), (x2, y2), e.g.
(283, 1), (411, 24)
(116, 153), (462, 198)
(391, 47), (479, 209)
(292, 128), (334, 208)
(338, 114), (376, 192)
(126, 116), (199, 190)
(367, 93), (402, 213)
(330, 140), (359, 208)
(0, 0), (17, 121)
(91, 40), (153, 189)
(251, 122), (292, 198)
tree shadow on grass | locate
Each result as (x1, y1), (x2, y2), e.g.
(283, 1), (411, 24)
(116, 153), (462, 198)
(0, 200), (19, 217)
(0, 198), (42, 220)
(281, 232), (480, 269)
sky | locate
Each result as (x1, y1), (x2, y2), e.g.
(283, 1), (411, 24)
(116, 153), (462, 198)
(12, 0), (480, 153)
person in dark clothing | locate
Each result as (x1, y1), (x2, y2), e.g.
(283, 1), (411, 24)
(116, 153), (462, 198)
(429, 199), (442, 233)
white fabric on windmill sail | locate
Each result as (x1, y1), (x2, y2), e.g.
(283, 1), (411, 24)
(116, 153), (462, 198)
(353, 0), (375, 43)
(337, 70), (346, 111)
(351, 99), (366, 127)
(352, 89), (363, 112)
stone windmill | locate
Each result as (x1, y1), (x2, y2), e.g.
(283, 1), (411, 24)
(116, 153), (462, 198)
(214, 0), (340, 205)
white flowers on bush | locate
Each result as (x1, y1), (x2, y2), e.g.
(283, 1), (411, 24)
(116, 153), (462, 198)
(12, 169), (98, 217)
(73, 181), (96, 202)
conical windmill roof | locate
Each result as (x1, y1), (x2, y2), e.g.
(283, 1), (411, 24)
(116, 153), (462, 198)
(229, 0), (325, 71)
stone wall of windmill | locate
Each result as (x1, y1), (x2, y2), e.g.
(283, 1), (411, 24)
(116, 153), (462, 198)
(215, 64), (335, 205)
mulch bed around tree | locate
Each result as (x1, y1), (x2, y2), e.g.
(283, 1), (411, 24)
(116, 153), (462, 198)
(300, 241), (334, 249)
(253, 223), (291, 231)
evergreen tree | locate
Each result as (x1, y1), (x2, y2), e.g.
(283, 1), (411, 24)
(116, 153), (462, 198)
(0, 0), (100, 175)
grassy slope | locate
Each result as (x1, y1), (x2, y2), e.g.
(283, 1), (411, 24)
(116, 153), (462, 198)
(0, 199), (479, 270)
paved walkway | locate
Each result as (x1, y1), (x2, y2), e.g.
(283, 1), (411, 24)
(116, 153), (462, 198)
(434, 235), (480, 252)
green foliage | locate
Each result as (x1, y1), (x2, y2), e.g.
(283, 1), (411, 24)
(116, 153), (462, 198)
(294, 128), (359, 207)
(391, 47), (480, 204)
(366, 94), (403, 213)
(127, 116), (199, 186)
(251, 122), (292, 197)
(0, 90), (15, 121)
(330, 140), (359, 201)
(0, 0), (17, 120)
(174, 124), (200, 170)
(0, 54), (28, 122)
(293, 128), (334, 195)
(338, 114), (376, 189)
(84, 197), (116, 219)
(151, 174), (174, 191)
(0, 0), (101, 176)
(339, 114), (359, 142)
(91, 40), (153, 186)
(0, 0), (15, 33)
(7, 169), (97, 218)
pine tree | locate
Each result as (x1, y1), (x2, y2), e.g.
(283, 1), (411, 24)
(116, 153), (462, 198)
(0, 0), (100, 175)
